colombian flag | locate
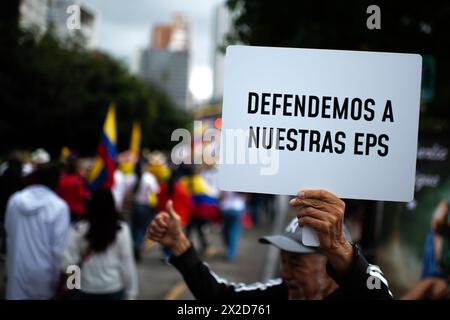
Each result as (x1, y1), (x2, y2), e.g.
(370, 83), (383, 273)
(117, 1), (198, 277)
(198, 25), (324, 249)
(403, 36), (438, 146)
(87, 103), (117, 190)
(180, 175), (220, 222)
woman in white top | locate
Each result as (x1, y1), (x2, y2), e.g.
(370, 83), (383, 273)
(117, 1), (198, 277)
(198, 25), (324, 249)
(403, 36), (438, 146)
(61, 189), (138, 299)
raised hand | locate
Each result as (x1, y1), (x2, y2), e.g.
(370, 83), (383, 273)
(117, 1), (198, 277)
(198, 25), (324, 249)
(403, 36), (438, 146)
(146, 200), (190, 256)
(289, 189), (353, 274)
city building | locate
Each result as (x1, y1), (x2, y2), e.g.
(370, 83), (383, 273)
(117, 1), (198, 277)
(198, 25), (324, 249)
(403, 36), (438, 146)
(15, 0), (97, 47)
(18, 0), (49, 34)
(151, 14), (190, 52)
(134, 15), (191, 110)
(47, 0), (97, 47)
(137, 47), (190, 109)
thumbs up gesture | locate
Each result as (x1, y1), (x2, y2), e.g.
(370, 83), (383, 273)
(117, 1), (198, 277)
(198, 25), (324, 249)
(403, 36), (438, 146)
(147, 200), (190, 256)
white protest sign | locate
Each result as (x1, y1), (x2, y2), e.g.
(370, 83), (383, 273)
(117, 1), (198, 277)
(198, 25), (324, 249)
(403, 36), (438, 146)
(218, 45), (422, 202)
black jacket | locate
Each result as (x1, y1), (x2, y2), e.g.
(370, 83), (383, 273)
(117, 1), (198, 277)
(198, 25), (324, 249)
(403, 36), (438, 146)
(170, 245), (393, 300)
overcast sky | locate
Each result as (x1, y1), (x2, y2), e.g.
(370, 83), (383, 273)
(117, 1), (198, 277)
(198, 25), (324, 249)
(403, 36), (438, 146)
(86, 0), (227, 102)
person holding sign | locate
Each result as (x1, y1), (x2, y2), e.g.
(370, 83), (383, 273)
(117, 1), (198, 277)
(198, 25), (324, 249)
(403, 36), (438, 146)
(147, 190), (393, 300)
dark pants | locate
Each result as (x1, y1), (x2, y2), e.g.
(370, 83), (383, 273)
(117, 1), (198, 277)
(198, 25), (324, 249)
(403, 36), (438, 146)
(186, 217), (209, 254)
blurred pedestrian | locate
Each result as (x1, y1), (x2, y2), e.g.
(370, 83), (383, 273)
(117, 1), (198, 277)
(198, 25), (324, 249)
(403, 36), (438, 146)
(5, 163), (70, 299)
(112, 158), (136, 216)
(220, 191), (247, 261)
(422, 199), (450, 279)
(61, 188), (138, 300)
(182, 166), (219, 256)
(402, 277), (450, 300)
(56, 153), (88, 223)
(248, 193), (264, 226)
(0, 154), (25, 256)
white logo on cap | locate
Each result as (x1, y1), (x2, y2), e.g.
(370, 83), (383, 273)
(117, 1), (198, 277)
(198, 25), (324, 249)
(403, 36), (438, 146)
(285, 219), (299, 234)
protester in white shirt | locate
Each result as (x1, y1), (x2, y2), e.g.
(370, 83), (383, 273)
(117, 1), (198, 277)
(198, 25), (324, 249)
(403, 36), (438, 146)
(112, 169), (135, 214)
(61, 188), (138, 300)
(5, 163), (70, 300)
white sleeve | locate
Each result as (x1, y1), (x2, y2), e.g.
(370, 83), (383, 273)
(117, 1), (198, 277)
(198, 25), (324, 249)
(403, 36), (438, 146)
(118, 223), (139, 300)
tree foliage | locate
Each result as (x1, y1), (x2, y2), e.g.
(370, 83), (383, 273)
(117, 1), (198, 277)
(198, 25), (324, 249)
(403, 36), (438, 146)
(0, 20), (189, 157)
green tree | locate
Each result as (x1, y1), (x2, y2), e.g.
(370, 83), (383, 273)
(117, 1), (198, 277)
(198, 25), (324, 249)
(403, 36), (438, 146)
(0, 24), (190, 157)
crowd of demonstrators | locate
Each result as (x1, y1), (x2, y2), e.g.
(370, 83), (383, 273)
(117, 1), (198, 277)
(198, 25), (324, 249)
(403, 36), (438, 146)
(147, 190), (394, 300)
(113, 150), (273, 277)
(0, 149), (396, 301)
(9, 148), (445, 301)
(0, 149), (142, 300)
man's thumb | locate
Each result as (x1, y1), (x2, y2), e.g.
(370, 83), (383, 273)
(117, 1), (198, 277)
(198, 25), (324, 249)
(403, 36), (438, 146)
(166, 200), (177, 219)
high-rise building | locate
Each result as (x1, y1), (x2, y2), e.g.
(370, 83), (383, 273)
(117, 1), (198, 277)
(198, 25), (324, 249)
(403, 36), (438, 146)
(18, 0), (49, 34)
(47, 0), (97, 47)
(151, 14), (189, 52)
(16, 0), (97, 47)
(211, 4), (233, 101)
(152, 25), (174, 50)
(134, 15), (191, 110)
(137, 48), (190, 109)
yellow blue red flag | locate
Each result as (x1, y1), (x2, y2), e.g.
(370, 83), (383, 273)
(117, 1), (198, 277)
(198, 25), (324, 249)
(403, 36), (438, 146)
(87, 103), (117, 190)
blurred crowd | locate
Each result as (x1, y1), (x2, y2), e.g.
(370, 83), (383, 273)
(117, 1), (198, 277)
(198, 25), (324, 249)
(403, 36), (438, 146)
(0, 148), (275, 300)
(0, 148), (449, 300)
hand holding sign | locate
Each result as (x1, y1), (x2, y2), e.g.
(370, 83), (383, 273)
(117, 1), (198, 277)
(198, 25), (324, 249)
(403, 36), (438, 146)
(289, 189), (353, 274)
